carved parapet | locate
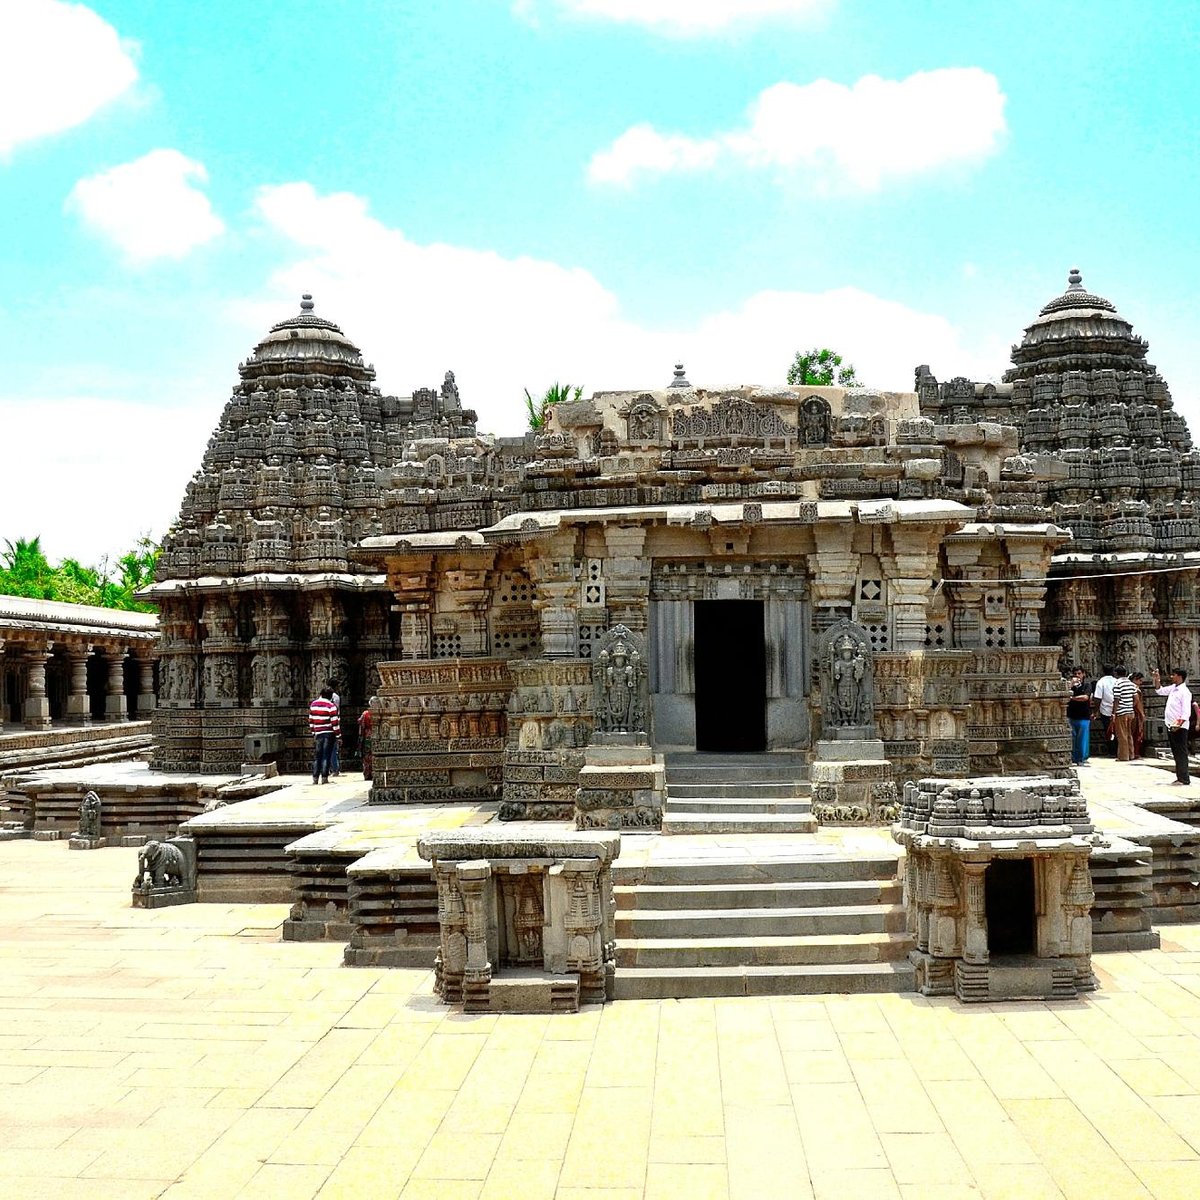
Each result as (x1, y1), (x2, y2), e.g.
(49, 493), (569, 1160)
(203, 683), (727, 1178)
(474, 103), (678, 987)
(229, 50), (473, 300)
(372, 657), (512, 804)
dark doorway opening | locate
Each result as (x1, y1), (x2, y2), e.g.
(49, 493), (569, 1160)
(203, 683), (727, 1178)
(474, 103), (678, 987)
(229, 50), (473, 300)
(694, 600), (766, 752)
(985, 858), (1036, 957)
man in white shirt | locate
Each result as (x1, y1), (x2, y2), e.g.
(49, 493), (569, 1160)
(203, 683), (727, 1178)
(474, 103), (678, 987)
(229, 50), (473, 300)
(1153, 666), (1192, 785)
(1093, 665), (1115, 756)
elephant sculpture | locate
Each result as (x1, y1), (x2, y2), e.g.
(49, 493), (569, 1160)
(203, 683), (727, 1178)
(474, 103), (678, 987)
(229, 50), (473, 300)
(135, 840), (188, 889)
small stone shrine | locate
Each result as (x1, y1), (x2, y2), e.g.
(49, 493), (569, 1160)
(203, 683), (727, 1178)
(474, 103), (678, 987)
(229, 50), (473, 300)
(417, 828), (619, 1013)
(894, 776), (1096, 1001)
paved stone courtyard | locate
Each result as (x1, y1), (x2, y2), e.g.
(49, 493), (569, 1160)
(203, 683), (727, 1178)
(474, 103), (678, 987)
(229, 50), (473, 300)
(2, 808), (1200, 1200)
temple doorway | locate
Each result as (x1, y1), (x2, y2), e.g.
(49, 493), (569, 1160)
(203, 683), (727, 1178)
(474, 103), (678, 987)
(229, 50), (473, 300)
(985, 858), (1036, 956)
(694, 600), (766, 752)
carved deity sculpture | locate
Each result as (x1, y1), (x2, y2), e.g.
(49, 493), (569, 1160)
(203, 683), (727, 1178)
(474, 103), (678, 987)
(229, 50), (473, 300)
(818, 618), (875, 734)
(593, 624), (648, 735)
(78, 791), (102, 839)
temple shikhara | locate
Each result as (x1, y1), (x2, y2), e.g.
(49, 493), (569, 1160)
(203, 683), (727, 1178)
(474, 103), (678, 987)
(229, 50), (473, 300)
(8, 269), (1200, 1007)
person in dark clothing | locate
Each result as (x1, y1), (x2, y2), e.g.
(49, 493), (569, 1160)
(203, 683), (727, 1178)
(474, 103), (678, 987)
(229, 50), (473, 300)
(1067, 668), (1091, 765)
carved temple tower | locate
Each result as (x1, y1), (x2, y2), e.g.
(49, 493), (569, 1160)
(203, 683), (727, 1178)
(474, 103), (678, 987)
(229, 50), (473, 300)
(918, 270), (1200, 711)
(144, 296), (477, 772)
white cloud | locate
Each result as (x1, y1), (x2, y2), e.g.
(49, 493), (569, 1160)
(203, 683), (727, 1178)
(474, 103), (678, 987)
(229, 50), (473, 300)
(67, 149), (225, 262)
(0, 396), (218, 565)
(0, 1), (138, 156)
(245, 182), (998, 439)
(589, 68), (1007, 190)
(517, 0), (832, 36)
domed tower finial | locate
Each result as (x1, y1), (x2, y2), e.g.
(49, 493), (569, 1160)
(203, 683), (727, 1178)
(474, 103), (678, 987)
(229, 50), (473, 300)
(1067, 267), (1083, 290)
(300, 294), (315, 312)
(668, 362), (691, 389)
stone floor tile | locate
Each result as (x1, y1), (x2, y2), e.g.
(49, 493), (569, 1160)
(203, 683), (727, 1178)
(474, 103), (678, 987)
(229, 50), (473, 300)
(782, 1049), (855, 1084)
(1146, 1096), (1200, 1154)
(792, 1082), (886, 1174)
(723, 1106), (809, 1200)
(881, 1132), (973, 1185)
(644, 1161), (730, 1199)
(897, 1186), (982, 1199)
(410, 1131), (501, 1181)
(553, 1190), (641, 1200)
(478, 1158), (560, 1200)
(972, 1163), (1065, 1199)
(494, 1110), (574, 1161)
(236, 1163), (332, 1200)
(1004, 1097), (1154, 1199)
(352, 1087), (453, 1149)
(398, 1178), (483, 1199)
(1132, 1160), (1200, 1199)
(649, 1133), (727, 1163)
(925, 1079), (1038, 1166)
(0, 1179), (169, 1200)
(394, 1033), (489, 1091)
(839, 1031), (906, 1060)
(314, 1146), (414, 1199)
(810, 1167), (901, 1199)
(852, 1057), (943, 1133)
(1110, 1058), (1196, 1096)
(1029, 1039), (1197, 1162)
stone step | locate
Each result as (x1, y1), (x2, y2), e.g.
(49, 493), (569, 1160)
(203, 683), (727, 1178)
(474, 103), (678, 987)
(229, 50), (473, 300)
(664, 752), (809, 766)
(617, 931), (915, 969)
(661, 813), (818, 835)
(667, 781), (810, 799)
(613, 960), (916, 1000)
(666, 768), (810, 785)
(612, 854), (900, 886)
(665, 796), (813, 815)
(615, 879), (902, 910)
(616, 904), (907, 940)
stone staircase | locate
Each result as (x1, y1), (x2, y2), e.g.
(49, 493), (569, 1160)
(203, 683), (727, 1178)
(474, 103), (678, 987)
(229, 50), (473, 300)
(613, 852), (916, 999)
(662, 752), (817, 834)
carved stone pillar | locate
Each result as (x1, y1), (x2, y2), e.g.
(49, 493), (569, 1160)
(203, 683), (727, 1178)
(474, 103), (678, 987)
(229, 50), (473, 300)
(105, 648), (129, 722)
(458, 860), (493, 1010)
(929, 856), (959, 959)
(811, 521), (856, 630)
(602, 525), (649, 635)
(885, 527), (939, 651)
(0, 639), (6, 723)
(134, 650), (156, 715)
(961, 861), (989, 965)
(23, 644), (53, 729)
(65, 644), (93, 724)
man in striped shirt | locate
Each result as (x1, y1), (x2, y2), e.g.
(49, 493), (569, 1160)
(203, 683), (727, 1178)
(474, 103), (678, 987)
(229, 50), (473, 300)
(309, 687), (340, 784)
(1153, 666), (1193, 785)
(1104, 667), (1132, 758)
(1110, 667), (1138, 762)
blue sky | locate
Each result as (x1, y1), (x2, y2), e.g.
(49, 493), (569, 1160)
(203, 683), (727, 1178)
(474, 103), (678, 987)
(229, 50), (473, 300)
(2, 0), (1198, 563)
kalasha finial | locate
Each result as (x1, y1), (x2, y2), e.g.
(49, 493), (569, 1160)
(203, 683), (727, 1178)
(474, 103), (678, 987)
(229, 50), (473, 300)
(1067, 267), (1083, 290)
(300, 294), (315, 312)
(668, 361), (691, 389)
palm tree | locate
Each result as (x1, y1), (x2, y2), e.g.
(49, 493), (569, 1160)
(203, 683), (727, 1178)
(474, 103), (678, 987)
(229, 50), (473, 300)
(0, 536), (55, 599)
(524, 382), (584, 430)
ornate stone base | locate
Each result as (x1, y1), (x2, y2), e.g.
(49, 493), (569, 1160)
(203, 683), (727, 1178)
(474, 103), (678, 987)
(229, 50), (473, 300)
(909, 949), (1094, 1001)
(810, 740), (899, 825)
(575, 735), (665, 830)
(68, 835), (107, 851)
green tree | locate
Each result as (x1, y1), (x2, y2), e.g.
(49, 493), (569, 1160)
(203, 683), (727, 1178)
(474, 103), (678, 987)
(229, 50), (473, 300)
(787, 347), (859, 388)
(524, 381), (583, 430)
(0, 536), (56, 599)
(0, 534), (160, 611)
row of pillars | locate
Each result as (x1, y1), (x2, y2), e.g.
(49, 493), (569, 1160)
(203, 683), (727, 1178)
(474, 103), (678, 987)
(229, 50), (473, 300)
(0, 637), (156, 729)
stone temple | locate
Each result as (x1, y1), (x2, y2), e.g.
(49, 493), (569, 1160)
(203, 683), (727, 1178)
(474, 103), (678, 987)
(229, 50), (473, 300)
(20, 269), (1188, 1007)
